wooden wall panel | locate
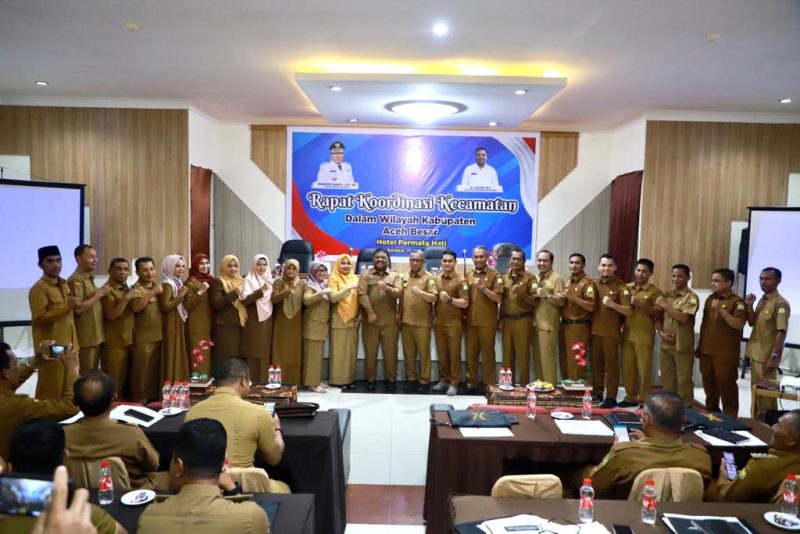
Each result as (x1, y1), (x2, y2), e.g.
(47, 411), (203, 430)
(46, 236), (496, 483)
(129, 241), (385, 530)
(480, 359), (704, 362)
(641, 121), (800, 289)
(251, 125), (287, 193)
(0, 106), (189, 266)
(539, 131), (579, 199)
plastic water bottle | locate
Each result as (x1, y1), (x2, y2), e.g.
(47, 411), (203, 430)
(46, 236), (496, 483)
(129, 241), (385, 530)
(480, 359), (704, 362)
(782, 474), (798, 516)
(582, 389), (593, 420)
(641, 478), (657, 524)
(98, 460), (115, 505)
(578, 478), (595, 523)
(161, 381), (172, 409)
(268, 365), (276, 385)
(526, 389), (537, 420)
(180, 382), (190, 410)
(275, 365), (282, 386)
(507, 368), (513, 387)
(498, 367), (506, 387)
(170, 382), (180, 408)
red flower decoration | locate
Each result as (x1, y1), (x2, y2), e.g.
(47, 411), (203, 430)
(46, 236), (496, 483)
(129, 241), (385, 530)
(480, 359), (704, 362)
(572, 341), (587, 367)
(191, 339), (214, 371)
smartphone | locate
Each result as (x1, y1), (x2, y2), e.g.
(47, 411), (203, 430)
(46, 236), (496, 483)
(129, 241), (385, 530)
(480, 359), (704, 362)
(614, 425), (630, 443)
(722, 452), (738, 480)
(612, 525), (634, 534)
(49, 345), (67, 359)
(0, 473), (73, 517)
(124, 408), (155, 423)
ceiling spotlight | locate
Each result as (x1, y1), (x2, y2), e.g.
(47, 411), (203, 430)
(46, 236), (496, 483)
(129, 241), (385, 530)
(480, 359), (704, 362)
(386, 100), (466, 124)
(34, 80), (49, 86)
(779, 98), (792, 104)
(514, 89), (527, 95)
(706, 33), (720, 43)
(329, 85), (342, 92)
(125, 22), (139, 32)
(488, 121), (498, 127)
(432, 23), (449, 36)
(348, 118), (359, 123)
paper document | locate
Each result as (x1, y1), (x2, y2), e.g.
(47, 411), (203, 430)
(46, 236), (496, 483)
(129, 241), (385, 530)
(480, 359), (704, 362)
(662, 513), (754, 534)
(554, 419), (614, 436)
(110, 405), (164, 428)
(476, 514), (609, 534)
(695, 430), (766, 447)
(459, 427), (514, 438)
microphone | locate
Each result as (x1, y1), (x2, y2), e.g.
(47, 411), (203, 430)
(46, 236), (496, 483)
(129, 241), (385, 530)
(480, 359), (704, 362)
(462, 249), (467, 276)
(348, 247), (353, 258)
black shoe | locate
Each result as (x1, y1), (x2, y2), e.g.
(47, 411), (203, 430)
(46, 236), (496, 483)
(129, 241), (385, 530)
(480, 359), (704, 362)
(417, 383), (429, 394)
(599, 397), (618, 409)
(402, 381), (415, 391)
(466, 387), (479, 395)
(367, 382), (376, 391)
(386, 382), (396, 392)
(617, 400), (637, 408)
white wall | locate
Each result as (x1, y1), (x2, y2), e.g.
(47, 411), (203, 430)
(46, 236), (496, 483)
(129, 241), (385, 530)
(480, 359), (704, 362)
(188, 110), (285, 237)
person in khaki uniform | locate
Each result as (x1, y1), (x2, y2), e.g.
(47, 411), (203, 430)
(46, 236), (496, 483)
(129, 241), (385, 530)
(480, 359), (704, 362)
(327, 254), (360, 390)
(745, 267), (790, 412)
(399, 251), (437, 392)
(620, 258), (663, 407)
(271, 259), (305, 385)
(101, 258), (136, 398)
(64, 370), (163, 489)
(581, 391), (711, 499)
(29, 245), (79, 400)
(130, 257), (163, 403)
(159, 255), (190, 384)
(500, 248), (537, 385)
(591, 254), (632, 408)
(431, 250), (470, 396)
(532, 250), (565, 384)
(465, 246), (504, 391)
(561, 253), (597, 381)
(209, 255), (246, 361)
(697, 268), (746, 416)
(185, 254), (213, 377)
(0, 341), (80, 459)
(655, 264), (699, 405)
(185, 358), (288, 493)
(710, 410), (800, 503)
(138, 418), (268, 534)
(303, 261), (332, 392)
(358, 249), (403, 391)
(238, 254), (274, 384)
(68, 244), (110, 374)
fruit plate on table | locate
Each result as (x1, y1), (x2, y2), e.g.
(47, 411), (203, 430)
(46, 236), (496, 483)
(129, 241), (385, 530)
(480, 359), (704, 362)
(559, 379), (589, 392)
(764, 512), (800, 531)
(527, 380), (554, 393)
(121, 489), (155, 506)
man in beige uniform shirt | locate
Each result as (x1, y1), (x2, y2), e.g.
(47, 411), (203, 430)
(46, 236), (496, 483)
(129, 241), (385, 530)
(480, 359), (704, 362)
(591, 254), (631, 408)
(620, 258), (663, 407)
(29, 245), (79, 400)
(130, 257), (163, 403)
(68, 244), (110, 374)
(358, 248), (403, 391)
(399, 251), (437, 392)
(101, 258), (136, 398)
(432, 250), (470, 396)
(561, 253), (597, 381)
(655, 264), (699, 405)
(465, 246), (504, 392)
(500, 248), (537, 385)
(532, 250), (565, 384)
(745, 267), (790, 412)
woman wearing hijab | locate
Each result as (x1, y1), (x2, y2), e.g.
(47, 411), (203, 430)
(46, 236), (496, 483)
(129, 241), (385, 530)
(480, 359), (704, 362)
(209, 255), (247, 360)
(239, 254), (274, 383)
(185, 254), (213, 376)
(327, 254), (360, 390)
(302, 261), (332, 392)
(159, 254), (190, 383)
(271, 259), (305, 384)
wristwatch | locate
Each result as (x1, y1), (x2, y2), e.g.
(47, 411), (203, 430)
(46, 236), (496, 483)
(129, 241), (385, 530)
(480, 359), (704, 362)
(770, 353), (780, 361)
(222, 480), (243, 496)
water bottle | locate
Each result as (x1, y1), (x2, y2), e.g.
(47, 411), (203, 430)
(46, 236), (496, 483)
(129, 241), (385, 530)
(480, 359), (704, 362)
(526, 389), (537, 420)
(275, 365), (282, 386)
(782, 474), (798, 516)
(170, 382), (180, 408)
(582, 390), (593, 420)
(268, 365), (276, 385)
(161, 381), (172, 409)
(98, 460), (115, 505)
(641, 478), (657, 524)
(578, 478), (595, 523)
(507, 368), (513, 387)
(180, 382), (190, 410)
(498, 367), (506, 387)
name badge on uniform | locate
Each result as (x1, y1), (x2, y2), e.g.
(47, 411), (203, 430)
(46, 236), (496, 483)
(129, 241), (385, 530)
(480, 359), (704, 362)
(461, 282), (469, 292)
(427, 279), (436, 290)
(779, 307), (787, 315)
(623, 289), (630, 296)
(586, 286), (594, 295)
(736, 302), (745, 311)
(532, 282), (539, 290)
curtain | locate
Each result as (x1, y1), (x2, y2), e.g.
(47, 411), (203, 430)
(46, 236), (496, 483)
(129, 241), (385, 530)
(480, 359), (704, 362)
(608, 170), (643, 281)
(190, 165), (212, 259)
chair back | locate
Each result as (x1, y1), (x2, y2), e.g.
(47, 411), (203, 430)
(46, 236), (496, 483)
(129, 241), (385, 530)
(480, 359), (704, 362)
(422, 246), (447, 272)
(492, 242), (518, 274)
(227, 467), (272, 493)
(355, 248), (392, 274)
(628, 467), (704, 502)
(491, 474), (563, 499)
(65, 456), (131, 490)
(278, 240), (314, 274)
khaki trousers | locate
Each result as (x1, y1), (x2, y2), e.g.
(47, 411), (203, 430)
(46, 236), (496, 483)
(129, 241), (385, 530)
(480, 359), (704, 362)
(402, 324), (432, 384)
(435, 325), (463, 386)
(532, 328), (559, 384)
(78, 345), (102, 375)
(101, 344), (130, 398)
(130, 342), (162, 403)
(502, 318), (531, 386)
(622, 340), (654, 404)
(362, 323), (399, 383)
(698, 353), (739, 416)
(302, 339), (325, 387)
(466, 326), (497, 388)
(659, 346), (695, 405)
(590, 335), (620, 399)
(562, 323), (591, 381)
(750, 359), (778, 412)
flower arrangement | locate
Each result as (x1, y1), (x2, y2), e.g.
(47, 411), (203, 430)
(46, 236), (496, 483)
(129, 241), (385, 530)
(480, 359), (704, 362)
(572, 341), (587, 367)
(190, 339), (215, 381)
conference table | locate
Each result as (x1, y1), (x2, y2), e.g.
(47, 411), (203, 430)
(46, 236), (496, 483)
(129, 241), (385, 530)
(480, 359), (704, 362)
(450, 495), (784, 533)
(423, 410), (773, 534)
(143, 409), (346, 534)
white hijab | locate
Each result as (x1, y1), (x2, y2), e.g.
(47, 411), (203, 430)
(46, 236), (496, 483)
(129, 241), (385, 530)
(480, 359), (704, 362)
(161, 254), (187, 321)
(242, 254), (274, 322)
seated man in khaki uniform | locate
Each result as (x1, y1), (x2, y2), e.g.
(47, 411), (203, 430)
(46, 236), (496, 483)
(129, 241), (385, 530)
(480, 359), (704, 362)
(185, 357), (288, 492)
(64, 370), (163, 489)
(0, 341), (80, 459)
(581, 391), (711, 499)
(138, 418), (268, 534)
(710, 410), (800, 502)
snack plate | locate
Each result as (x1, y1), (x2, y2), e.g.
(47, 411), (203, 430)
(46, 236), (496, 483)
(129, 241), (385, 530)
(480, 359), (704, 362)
(550, 411), (574, 420)
(121, 489), (155, 506)
(265, 383), (282, 390)
(158, 407), (183, 416)
(764, 512), (800, 531)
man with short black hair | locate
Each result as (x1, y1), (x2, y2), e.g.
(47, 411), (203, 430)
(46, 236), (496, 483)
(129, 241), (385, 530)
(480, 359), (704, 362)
(532, 249), (565, 384)
(138, 418), (268, 533)
(465, 245), (504, 391)
(399, 251), (437, 392)
(561, 253), (596, 381)
(500, 248), (537, 385)
(130, 257), (163, 403)
(64, 370), (161, 489)
(101, 258), (136, 398)
(431, 250), (470, 396)
(68, 244), (111, 374)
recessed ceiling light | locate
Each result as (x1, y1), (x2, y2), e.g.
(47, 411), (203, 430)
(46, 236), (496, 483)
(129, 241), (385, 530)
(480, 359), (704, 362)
(386, 100), (466, 124)
(432, 23), (449, 37)
(488, 121), (498, 127)
(329, 85), (342, 92)
(125, 22), (139, 32)
(706, 33), (720, 43)
(34, 80), (49, 86)
(514, 89), (527, 96)
(779, 98), (792, 104)
(348, 118), (359, 123)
